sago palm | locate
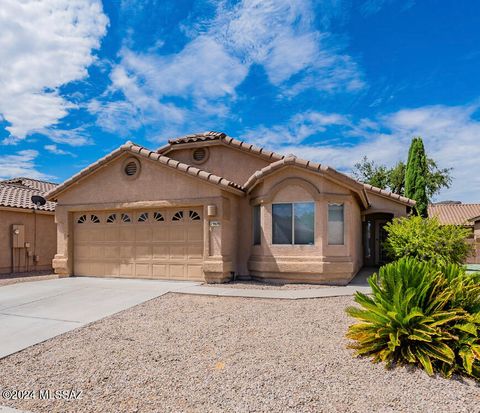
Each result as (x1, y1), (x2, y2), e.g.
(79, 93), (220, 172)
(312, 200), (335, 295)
(346, 258), (479, 379)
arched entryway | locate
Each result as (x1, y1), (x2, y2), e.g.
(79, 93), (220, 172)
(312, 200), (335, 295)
(363, 213), (394, 266)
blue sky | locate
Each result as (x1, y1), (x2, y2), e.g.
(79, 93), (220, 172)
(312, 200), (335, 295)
(0, 0), (479, 201)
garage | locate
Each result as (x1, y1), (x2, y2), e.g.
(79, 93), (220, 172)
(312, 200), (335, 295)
(73, 207), (204, 280)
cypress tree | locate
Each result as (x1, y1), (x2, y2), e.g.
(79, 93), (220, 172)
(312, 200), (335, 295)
(405, 137), (429, 217)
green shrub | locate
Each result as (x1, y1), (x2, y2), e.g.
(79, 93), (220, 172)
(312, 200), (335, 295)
(346, 258), (480, 380)
(383, 216), (473, 266)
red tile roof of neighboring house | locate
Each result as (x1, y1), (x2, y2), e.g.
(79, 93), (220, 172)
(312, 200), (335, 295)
(428, 203), (480, 226)
(2, 177), (57, 193)
(0, 178), (57, 212)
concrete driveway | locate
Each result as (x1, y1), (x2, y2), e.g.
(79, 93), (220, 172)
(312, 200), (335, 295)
(0, 277), (200, 359)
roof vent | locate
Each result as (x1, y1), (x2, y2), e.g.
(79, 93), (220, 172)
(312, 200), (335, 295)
(123, 158), (140, 178)
(192, 147), (209, 164)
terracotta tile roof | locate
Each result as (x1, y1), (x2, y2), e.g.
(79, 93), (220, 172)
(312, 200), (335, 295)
(2, 177), (57, 192)
(158, 131), (285, 162)
(428, 203), (480, 226)
(46, 141), (246, 200)
(168, 131), (226, 145)
(0, 179), (57, 212)
(244, 155), (371, 208)
(363, 184), (416, 207)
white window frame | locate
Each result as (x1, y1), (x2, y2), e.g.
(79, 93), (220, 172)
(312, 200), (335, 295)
(271, 202), (315, 246)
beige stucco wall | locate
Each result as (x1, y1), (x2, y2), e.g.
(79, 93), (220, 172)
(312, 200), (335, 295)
(165, 143), (271, 184)
(52, 153), (240, 282)
(246, 167), (365, 284)
(0, 208), (56, 274)
(365, 192), (409, 217)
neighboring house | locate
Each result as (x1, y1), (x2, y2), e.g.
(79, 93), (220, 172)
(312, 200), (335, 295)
(46, 132), (415, 284)
(0, 178), (57, 274)
(428, 202), (480, 264)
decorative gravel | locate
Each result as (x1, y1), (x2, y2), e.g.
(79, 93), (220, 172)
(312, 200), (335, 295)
(0, 294), (478, 413)
(208, 280), (329, 290)
(0, 271), (57, 287)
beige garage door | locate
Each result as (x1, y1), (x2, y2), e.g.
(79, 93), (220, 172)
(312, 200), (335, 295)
(73, 208), (204, 280)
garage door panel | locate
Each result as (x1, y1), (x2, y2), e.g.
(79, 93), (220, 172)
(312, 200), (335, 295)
(135, 263), (151, 277)
(90, 246), (104, 259)
(135, 245), (152, 259)
(169, 227), (186, 241)
(104, 246), (120, 259)
(89, 228), (105, 241)
(119, 263), (134, 276)
(169, 264), (185, 278)
(187, 244), (203, 259)
(135, 227), (152, 242)
(152, 229), (168, 241)
(74, 208), (204, 281)
(152, 264), (167, 277)
(74, 245), (90, 259)
(104, 262), (120, 277)
(187, 265), (203, 279)
(187, 226), (203, 242)
(105, 227), (120, 241)
(170, 245), (186, 259)
(119, 228), (134, 242)
(153, 245), (169, 259)
(120, 245), (134, 258)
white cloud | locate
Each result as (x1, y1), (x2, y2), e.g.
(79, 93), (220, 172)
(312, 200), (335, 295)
(0, 150), (54, 180)
(42, 127), (93, 147)
(44, 144), (75, 156)
(95, 0), (364, 140)
(243, 103), (480, 202)
(0, 0), (108, 141)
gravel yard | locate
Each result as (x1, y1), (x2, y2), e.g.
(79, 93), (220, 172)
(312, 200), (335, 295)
(0, 294), (478, 413)
(208, 280), (329, 290)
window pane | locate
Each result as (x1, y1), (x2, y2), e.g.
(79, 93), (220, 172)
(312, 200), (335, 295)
(328, 203), (344, 245)
(294, 203), (314, 245)
(272, 204), (292, 244)
(253, 205), (261, 245)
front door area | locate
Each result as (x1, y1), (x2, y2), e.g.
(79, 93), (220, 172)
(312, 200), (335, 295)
(363, 213), (393, 267)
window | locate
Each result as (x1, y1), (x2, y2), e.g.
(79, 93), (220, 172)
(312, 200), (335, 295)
(77, 214), (87, 224)
(153, 212), (164, 222)
(189, 210), (201, 221)
(272, 202), (314, 245)
(106, 214), (117, 223)
(90, 214), (100, 223)
(328, 203), (344, 245)
(253, 205), (261, 245)
(121, 213), (131, 223)
(172, 210), (184, 221)
(138, 212), (149, 222)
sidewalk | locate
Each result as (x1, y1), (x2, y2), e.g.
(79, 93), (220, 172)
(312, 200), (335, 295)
(174, 269), (374, 300)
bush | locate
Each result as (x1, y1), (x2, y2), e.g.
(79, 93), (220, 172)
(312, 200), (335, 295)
(383, 216), (473, 266)
(346, 258), (480, 380)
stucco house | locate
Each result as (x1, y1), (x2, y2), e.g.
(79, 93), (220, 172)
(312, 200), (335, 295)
(46, 132), (415, 284)
(0, 178), (57, 274)
(428, 202), (480, 264)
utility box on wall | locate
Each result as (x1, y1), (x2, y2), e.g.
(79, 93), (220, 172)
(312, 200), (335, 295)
(12, 224), (25, 248)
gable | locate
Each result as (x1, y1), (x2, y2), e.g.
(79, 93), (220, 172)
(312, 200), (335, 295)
(55, 153), (226, 205)
(163, 143), (274, 184)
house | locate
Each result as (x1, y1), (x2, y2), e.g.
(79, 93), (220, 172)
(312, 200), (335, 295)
(46, 132), (415, 284)
(0, 178), (57, 274)
(428, 202), (480, 264)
